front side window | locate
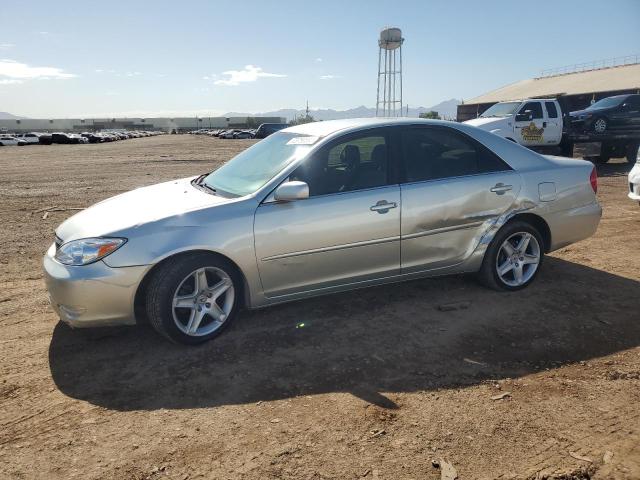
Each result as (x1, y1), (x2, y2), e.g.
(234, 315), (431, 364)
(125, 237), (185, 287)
(518, 102), (543, 120)
(290, 131), (389, 196)
(625, 95), (640, 109)
(401, 127), (510, 183)
(203, 132), (314, 196)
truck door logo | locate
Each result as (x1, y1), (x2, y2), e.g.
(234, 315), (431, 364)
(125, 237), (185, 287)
(521, 122), (544, 142)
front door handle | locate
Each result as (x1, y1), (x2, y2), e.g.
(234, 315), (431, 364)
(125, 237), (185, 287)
(490, 183), (513, 195)
(370, 200), (397, 213)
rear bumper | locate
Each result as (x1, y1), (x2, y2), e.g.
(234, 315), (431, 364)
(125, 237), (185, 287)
(43, 243), (147, 328)
(545, 201), (602, 252)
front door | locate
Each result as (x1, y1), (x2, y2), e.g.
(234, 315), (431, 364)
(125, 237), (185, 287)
(614, 95), (640, 130)
(398, 126), (521, 273)
(254, 128), (401, 298)
(515, 101), (546, 146)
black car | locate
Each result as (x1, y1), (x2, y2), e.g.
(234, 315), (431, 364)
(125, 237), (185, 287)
(253, 123), (288, 139)
(570, 94), (640, 134)
(81, 132), (104, 143)
(39, 134), (53, 145)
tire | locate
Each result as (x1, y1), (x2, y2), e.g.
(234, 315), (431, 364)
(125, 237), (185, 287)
(626, 142), (639, 164)
(145, 252), (242, 345)
(478, 220), (544, 291)
(593, 117), (607, 134)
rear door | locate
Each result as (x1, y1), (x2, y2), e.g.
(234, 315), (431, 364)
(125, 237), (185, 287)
(515, 101), (546, 146)
(398, 126), (521, 273)
(543, 101), (563, 144)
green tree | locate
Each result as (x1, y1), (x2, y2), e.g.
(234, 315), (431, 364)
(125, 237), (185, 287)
(419, 111), (441, 120)
(289, 113), (316, 126)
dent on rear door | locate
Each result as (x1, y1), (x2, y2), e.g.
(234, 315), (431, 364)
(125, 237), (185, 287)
(400, 171), (522, 274)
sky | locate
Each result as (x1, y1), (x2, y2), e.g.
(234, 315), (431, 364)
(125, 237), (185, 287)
(0, 0), (638, 118)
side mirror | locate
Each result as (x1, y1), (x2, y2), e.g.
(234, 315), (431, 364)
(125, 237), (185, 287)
(274, 181), (309, 201)
(516, 110), (533, 122)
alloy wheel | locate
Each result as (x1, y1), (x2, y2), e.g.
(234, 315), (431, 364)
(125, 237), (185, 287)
(593, 118), (607, 133)
(495, 232), (541, 287)
(172, 266), (235, 337)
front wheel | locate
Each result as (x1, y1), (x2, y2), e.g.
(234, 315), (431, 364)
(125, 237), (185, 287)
(593, 117), (607, 134)
(478, 221), (544, 291)
(145, 253), (241, 344)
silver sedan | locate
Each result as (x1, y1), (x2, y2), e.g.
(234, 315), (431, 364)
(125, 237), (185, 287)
(44, 118), (602, 344)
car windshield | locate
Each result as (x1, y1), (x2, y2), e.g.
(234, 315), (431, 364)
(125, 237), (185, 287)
(480, 102), (522, 118)
(586, 96), (625, 110)
(202, 132), (315, 196)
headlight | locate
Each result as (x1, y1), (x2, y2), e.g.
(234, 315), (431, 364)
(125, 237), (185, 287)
(579, 113), (593, 120)
(54, 237), (126, 266)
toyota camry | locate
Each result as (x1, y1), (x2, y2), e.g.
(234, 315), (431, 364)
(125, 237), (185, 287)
(44, 118), (601, 344)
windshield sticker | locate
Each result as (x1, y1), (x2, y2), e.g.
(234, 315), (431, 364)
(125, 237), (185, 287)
(287, 136), (319, 145)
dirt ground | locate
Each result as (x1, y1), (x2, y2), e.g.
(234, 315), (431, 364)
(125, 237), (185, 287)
(1, 135), (639, 480)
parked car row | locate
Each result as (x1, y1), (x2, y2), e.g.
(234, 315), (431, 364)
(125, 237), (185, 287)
(190, 128), (256, 139)
(189, 123), (289, 139)
(0, 130), (163, 146)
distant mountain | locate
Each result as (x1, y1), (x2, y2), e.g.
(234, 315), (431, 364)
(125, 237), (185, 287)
(0, 112), (27, 120)
(226, 99), (461, 122)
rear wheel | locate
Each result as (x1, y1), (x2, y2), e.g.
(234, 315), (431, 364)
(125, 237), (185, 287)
(478, 221), (544, 291)
(145, 253), (241, 344)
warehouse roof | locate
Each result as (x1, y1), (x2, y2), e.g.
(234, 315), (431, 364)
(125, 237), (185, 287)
(465, 63), (640, 105)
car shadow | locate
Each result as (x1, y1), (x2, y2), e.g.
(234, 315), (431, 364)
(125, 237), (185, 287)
(590, 158), (635, 178)
(48, 257), (640, 411)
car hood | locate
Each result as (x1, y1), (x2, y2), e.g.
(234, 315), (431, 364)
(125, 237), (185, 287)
(463, 117), (509, 129)
(569, 109), (591, 117)
(56, 176), (233, 242)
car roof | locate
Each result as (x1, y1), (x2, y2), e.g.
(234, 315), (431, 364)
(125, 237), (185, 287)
(283, 117), (456, 138)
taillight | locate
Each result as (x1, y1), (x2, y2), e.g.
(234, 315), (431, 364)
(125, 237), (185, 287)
(590, 167), (598, 194)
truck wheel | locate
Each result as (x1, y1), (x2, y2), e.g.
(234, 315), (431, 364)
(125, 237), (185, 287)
(560, 138), (574, 157)
(626, 142), (639, 164)
(593, 118), (607, 134)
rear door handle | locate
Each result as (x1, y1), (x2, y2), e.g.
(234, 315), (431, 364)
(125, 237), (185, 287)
(370, 200), (397, 213)
(490, 183), (513, 195)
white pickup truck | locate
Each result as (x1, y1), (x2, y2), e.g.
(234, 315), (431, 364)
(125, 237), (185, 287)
(464, 98), (563, 147)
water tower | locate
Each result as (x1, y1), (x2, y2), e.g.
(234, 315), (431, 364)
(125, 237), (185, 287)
(376, 27), (404, 117)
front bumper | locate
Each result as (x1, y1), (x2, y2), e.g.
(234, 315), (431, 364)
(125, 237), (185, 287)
(629, 164), (640, 202)
(43, 243), (148, 328)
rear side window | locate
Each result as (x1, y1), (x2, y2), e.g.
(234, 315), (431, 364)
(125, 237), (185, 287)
(400, 127), (511, 183)
(545, 102), (558, 118)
